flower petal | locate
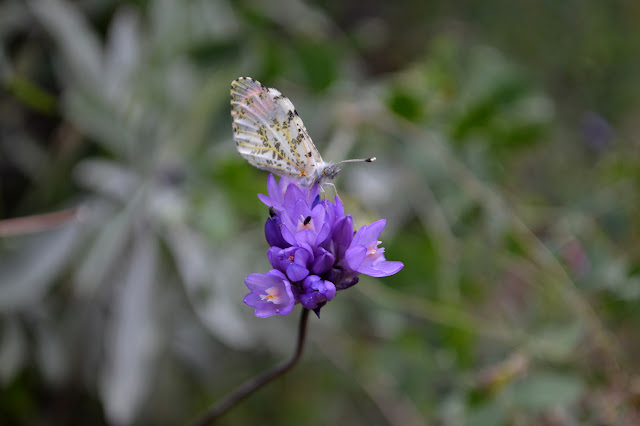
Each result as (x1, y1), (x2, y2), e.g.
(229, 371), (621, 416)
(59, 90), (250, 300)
(266, 173), (279, 198)
(358, 260), (404, 277)
(295, 229), (316, 246)
(310, 249), (334, 275)
(352, 219), (386, 247)
(244, 272), (279, 292)
(332, 215), (353, 259)
(280, 224), (298, 246)
(315, 222), (331, 246)
(284, 184), (306, 212)
(286, 263), (309, 282)
(345, 245), (367, 271)
(265, 217), (288, 248)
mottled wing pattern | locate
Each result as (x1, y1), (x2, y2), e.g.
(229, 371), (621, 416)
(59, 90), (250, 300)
(230, 77), (324, 182)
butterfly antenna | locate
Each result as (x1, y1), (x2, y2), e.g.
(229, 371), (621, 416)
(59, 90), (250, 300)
(337, 157), (376, 165)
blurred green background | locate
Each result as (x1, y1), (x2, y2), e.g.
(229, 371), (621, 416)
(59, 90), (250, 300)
(2, 0), (640, 425)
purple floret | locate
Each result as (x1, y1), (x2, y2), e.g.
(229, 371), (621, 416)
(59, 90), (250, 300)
(345, 220), (404, 277)
(244, 270), (295, 318)
(298, 275), (336, 310)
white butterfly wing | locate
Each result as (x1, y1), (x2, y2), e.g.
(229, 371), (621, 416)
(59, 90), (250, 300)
(230, 77), (326, 185)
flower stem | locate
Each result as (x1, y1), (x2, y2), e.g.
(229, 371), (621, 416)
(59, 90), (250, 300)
(188, 308), (310, 426)
(0, 206), (82, 236)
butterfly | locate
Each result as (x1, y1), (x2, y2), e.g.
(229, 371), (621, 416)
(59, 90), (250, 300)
(230, 77), (374, 187)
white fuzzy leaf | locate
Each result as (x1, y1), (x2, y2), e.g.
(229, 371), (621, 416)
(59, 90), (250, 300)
(0, 319), (26, 385)
(30, 0), (103, 89)
(99, 230), (159, 425)
(0, 221), (82, 311)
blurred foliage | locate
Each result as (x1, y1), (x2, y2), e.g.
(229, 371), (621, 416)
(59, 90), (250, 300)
(1, 0), (640, 425)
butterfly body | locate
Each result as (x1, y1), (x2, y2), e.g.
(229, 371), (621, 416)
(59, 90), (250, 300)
(230, 77), (343, 187)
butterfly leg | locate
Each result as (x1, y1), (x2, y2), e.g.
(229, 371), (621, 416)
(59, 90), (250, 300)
(322, 182), (339, 199)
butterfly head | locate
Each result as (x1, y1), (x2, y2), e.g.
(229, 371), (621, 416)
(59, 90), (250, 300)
(299, 161), (340, 187)
(322, 162), (342, 181)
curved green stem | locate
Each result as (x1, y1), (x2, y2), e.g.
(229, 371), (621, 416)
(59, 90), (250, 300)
(188, 308), (310, 426)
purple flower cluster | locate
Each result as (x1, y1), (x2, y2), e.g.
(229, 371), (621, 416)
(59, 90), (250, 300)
(244, 174), (404, 318)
